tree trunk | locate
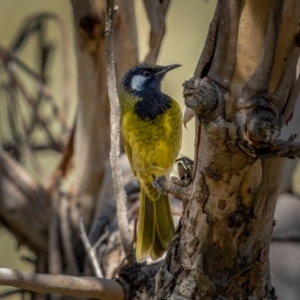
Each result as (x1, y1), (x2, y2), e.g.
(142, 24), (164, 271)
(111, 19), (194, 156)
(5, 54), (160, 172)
(156, 1), (300, 299)
(71, 0), (138, 226)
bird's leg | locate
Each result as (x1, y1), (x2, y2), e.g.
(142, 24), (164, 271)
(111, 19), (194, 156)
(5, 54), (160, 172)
(153, 156), (194, 201)
(142, 180), (167, 199)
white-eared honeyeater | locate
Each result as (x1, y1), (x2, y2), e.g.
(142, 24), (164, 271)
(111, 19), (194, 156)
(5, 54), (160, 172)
(119, 63), (182, 261)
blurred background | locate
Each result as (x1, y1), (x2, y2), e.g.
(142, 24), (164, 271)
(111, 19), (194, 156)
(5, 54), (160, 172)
(0, 1), (299, 299)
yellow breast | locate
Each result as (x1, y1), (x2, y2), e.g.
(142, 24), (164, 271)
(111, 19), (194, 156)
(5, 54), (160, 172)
(122, 98), (182, 178)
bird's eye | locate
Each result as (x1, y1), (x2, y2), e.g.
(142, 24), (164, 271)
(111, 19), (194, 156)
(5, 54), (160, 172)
(142, 71), (151, 77)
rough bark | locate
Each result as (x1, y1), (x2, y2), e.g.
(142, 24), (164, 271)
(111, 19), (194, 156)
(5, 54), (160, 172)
(0, 268), (125, 300)
(156, 1), (300, 299)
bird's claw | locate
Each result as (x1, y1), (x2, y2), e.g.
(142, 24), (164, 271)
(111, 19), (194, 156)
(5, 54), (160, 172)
(153, 177), (168, 195)
(175, 156), (194, 180)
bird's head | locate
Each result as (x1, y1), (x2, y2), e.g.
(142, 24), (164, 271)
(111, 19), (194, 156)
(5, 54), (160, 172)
(119, 63), (181, 95)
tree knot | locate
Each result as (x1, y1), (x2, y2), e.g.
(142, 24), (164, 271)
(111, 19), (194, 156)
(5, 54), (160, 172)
(183, 77), (218, 120)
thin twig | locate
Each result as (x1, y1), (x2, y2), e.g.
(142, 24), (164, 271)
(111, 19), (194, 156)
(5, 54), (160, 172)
(93, 229), (110, 250)
(35, 250), (47, 300)
(0, 268), (125, 300)
(59, 196), (79, 276)
(0, 44), (69, 132)
(48, 185), (63, 299)
(24, 12), (72, 120)
(79, 218), (104, 278)
(10, 12), (72, 120)
(105, 0), (135, 265)
(3, 73), (45, 178)
(8, 71), (63, 151)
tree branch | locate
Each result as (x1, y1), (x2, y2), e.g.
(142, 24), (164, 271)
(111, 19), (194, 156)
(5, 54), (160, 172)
(105, 0), (135, 265)
(59, 196), (79, 276)
(0, 44), (69, 135)
(79, 218), (103, 278)
(0, 147), (46, 201)
(11, 12), (73, 120)
(143, 0), (170, 63)
(0, 268), (125, 300)
(0, 176), (48, 252)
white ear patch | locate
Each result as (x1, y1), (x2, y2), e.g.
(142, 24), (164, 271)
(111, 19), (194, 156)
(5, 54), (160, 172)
(131, 75), (147, 91)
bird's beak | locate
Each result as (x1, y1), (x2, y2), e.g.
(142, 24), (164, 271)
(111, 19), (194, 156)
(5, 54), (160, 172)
(154, 64), (182, 79)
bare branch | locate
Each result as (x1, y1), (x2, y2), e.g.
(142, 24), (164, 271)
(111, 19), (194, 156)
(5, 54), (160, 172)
(79, 218), (103, 278)
(105, 0), (135, 264)
(59, 196), (79, 276)
(8, 71), (64, 151)
(0, 147), (46, 201)
(12, 12), (73, 119)
(48, 187), (63, 277)
(0, 44), (69, 133)
(143, 0), (170, 63)
(0, 176), (48, 252)
(194, 0), (220, 78)
(28, 13), (72, 119)
(0, 268), (125, 300)
(93, 229), (110, 250)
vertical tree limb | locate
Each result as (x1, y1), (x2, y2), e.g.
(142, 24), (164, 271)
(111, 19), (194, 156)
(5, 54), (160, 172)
(143, 0), (170, 63)
(59, 196), (79, 276)
(48, 186), (63, 300)
(156, 1), (300, 299)
(105, 0), (135, 265)
(71, 0), (138, 227)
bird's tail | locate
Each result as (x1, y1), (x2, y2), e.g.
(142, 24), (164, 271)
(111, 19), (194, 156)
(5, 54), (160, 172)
(136, 188), (175, 262)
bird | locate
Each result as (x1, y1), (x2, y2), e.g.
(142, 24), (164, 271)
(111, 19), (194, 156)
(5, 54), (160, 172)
(119, 63), (182, 262)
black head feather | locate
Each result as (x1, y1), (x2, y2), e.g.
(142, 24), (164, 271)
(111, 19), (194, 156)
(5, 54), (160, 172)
(120, 63), (181, 120)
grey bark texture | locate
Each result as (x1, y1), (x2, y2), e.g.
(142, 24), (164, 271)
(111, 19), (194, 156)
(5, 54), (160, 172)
(154, 1), (300, 299)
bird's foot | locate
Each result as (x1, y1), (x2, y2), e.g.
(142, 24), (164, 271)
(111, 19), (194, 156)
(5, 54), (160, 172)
(175, 156), (194, 180)
(153, 176), (193, 202)
(153, 178), (168, 195)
